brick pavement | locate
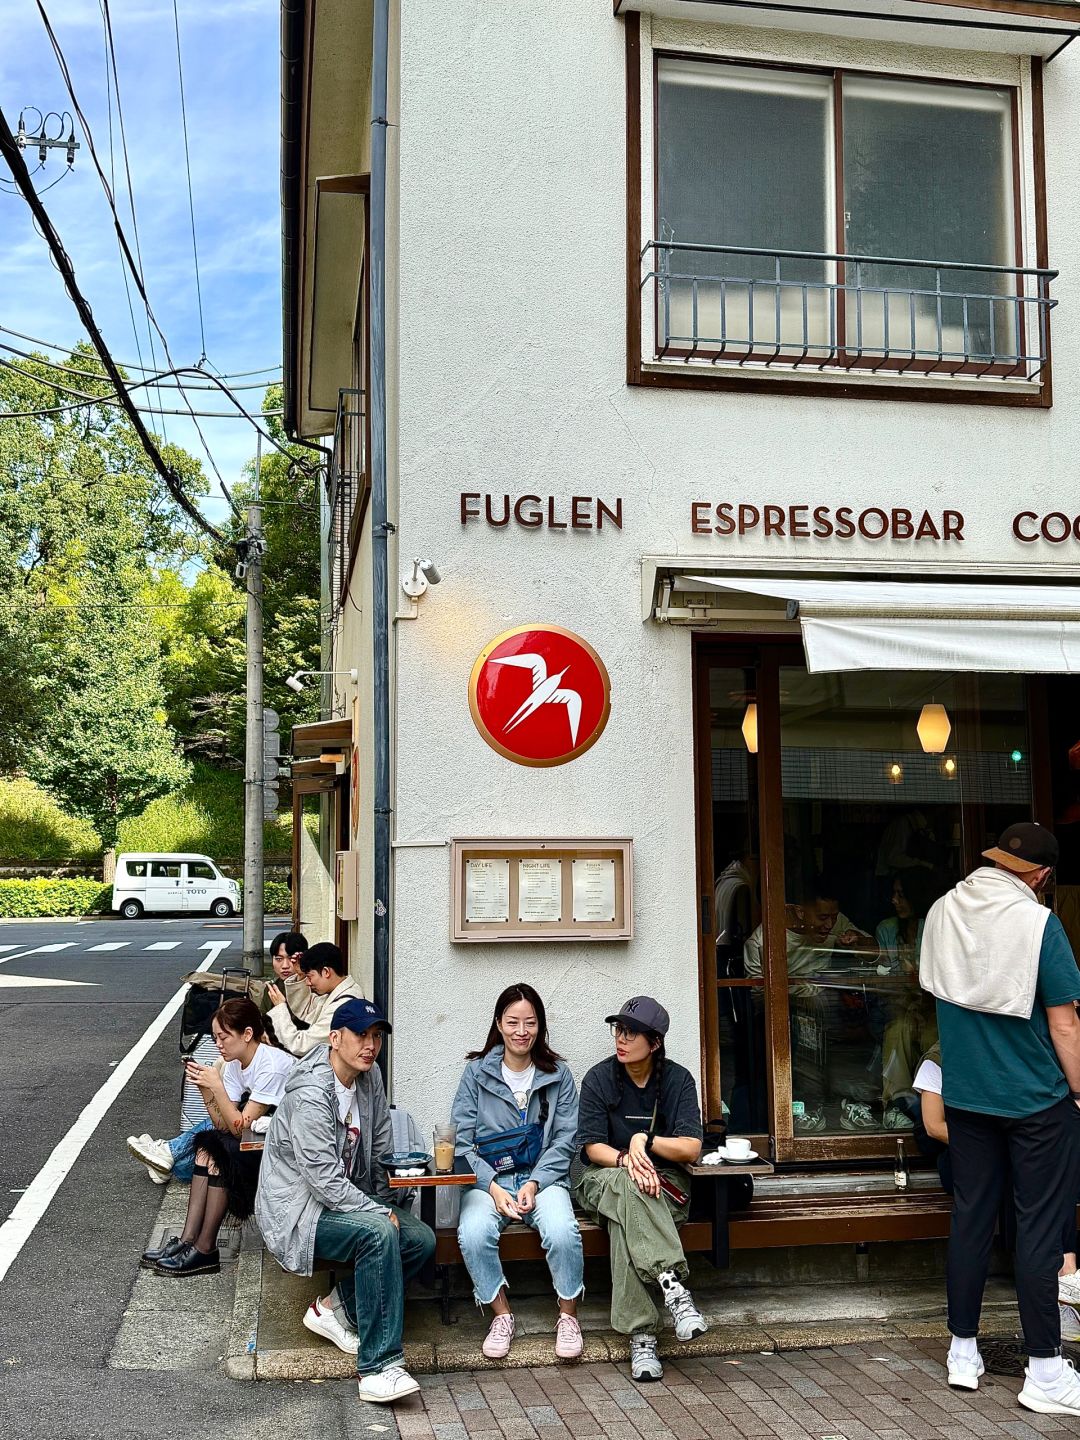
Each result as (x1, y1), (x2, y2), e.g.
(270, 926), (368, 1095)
(394, 1341), (1079, 1440)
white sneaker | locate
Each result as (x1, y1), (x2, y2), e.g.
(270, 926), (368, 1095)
(357, 1365), (420, 1404)
(947, 1353), (985, 1390)
(883, 1106), (914, 1131)
(482, 1312), (515, 1359)
(127, 1135), (174, 1176)
(1019, 1358), (1080, 1415)
(1059, 1272), (1080, 1308)
(303, 1295), (358, 1355)
(658, 1269), (708, 1340)
(630, 1332), (663, 1382)
(1061, 1303), (1080, 1343)
(145, 1164), (170, 1185)
(840, 1101), (877, 1132)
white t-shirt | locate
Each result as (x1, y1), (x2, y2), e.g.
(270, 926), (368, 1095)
(502, 1061), (535, 1121)
(222, 1045), (294, 1106)
(334, 1075), (361, 1174)
(913, 1058), (943, 1096)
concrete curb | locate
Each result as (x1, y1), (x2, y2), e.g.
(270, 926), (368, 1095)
(224, 1244), (264, 1381)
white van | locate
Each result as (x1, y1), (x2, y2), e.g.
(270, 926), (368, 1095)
(112, 853), (241, 919)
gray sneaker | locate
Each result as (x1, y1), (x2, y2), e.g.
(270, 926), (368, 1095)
(630, 1332), (663, 1383)
(840, 1100), (878, 1132)
(658, 1270), (708, 1340)
(794, 1105), (826, 1133)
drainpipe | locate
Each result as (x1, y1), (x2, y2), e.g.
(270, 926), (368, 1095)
(369, 0), (392, 1075)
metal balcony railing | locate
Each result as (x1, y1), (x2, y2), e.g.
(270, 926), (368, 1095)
(327, 387), (365, 616)
(642, 240), (1057, 382)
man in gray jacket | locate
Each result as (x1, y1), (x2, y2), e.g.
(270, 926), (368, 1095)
(254, 997), (434, 1404)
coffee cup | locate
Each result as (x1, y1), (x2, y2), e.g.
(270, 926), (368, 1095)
(433, 1122), (457, 1174)
(725, 1136), (752, 1160)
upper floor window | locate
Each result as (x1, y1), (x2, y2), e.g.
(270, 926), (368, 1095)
(646, 56), (1052, 386)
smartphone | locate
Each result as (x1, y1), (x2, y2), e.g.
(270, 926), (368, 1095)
(657, 1173), (689, 1207)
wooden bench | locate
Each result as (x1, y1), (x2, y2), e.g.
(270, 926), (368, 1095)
(431, 1180), (957, 1323)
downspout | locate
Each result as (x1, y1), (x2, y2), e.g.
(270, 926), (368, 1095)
(370, 0), (392, 1075)
(280, 0), (305, 438)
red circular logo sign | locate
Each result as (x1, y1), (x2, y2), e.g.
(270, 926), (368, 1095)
(469, 625), (611, 767)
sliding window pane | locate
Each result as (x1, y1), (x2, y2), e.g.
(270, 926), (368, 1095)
(842, 77), (1016, 365)
(656, 60), (834, 355)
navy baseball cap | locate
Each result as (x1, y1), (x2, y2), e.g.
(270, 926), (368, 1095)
(331, 996), (392, 1036)
(605, 995), (670, 1036)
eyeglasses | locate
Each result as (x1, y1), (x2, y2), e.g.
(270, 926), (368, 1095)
(610, 1024), (638, 1041)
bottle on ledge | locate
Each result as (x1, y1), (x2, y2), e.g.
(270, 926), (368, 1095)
(894, 1137), (909, 1192)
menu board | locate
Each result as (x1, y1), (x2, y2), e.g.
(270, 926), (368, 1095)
(464, 858), (510, 922)
(451, 839), (631, 942)
(572, 858), (616, 923)
(518, 857), (562, 923)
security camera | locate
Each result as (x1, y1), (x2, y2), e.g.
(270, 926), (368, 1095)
(402, 557), (442, 599)
(284, 673), (305, 694)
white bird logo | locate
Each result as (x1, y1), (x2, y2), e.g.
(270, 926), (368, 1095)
(491, 653), (583, 746)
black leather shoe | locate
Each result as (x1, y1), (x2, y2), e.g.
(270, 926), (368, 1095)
(154, 1243), (220, 1276)
(141, 1235), (184, 1270)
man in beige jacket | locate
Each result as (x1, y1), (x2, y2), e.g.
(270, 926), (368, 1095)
(268, 941), (366, 1058)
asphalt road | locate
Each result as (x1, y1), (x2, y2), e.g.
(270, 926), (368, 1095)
(0, 915), (373, 1440)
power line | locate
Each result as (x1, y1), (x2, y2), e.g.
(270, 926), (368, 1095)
(39, 0), (233, 504)
(0, 101), (224, 543)
(0, 339), (278, 393)
(0, 324), (280, 380)
(171, 0), (206, 362)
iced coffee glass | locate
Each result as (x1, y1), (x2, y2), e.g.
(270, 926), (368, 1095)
(433, 1122), (457, 1174)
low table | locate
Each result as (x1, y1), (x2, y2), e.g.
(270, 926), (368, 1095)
(388, 1157), (475, 1288)
(687, 1156), (774, 1268)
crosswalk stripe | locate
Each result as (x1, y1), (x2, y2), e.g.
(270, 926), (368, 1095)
(22, 943), (77, 955)
(144, 941), (182, 951)
(86, 942), (130, 952)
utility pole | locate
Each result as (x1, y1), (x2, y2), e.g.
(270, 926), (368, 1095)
(241, 435), (265, 974)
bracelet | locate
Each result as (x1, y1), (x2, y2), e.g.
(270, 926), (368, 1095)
(1071, 1091), (1080, 1101)
(615, 1149), (627, 1168)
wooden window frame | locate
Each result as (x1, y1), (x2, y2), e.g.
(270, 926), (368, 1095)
(693, 640), (1047, 1164)
(625, 11), (1053, 408)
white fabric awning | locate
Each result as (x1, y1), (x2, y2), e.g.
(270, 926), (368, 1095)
(674, 574), (1080, 673)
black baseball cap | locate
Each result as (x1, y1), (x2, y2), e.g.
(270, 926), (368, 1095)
(605, 995), (670, 1036)
(982, 822), (1059, 875)
(331, 997), (392, 1036)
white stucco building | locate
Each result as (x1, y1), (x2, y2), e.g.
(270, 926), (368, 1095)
(280, 0), (1080, 1219)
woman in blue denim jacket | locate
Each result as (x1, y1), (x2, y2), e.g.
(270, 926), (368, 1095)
(451, 983), (584, 1362)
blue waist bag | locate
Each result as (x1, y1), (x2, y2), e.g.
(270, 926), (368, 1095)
(473, 1095), (549, 1176)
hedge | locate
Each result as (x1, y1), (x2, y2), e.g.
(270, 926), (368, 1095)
(0, 879), (112, 918)
(0, 877), (292, 918)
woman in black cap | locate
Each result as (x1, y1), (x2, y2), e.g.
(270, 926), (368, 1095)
(574, 995), (707, 1382)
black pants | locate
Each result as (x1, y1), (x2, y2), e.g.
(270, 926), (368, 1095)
(946, 1097), (1080, 1357)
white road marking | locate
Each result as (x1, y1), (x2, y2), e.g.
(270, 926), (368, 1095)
(143, 942), (182, 951)
(0, 945), (19, 953)
(0, 974), (98, 988)
(86, 942), (129, 952)
(0, 949), (222, 1289)
(19, 943), (77, 955)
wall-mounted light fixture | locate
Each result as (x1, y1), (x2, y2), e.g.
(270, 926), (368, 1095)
(887, 761), (904, 785)
(401, 557), (442, 600)
(741, 702), (759, 755)
(285, 668), (359, 694)
(941, 756), (958, 780)
(917, 703), (951, 754)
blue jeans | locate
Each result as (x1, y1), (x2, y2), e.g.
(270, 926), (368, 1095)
(458, 1176), (584, 1306)
(169, 1118), (213, 1182)
(314, 1204), (435, 1375)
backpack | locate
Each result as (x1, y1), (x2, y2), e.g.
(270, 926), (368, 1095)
(178, 967), (268, 1056)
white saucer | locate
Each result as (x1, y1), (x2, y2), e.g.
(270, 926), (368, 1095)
(715, 1146), (758, 1163)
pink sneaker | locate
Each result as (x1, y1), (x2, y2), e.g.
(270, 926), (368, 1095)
(482, 1312), (515, 1359)
(554, 1312), (583, 1359)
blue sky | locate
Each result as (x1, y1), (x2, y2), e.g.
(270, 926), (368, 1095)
(0, 0), (282, 523)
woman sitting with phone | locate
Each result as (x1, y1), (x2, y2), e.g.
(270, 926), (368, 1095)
(450, 983), (584, 1361)
(143, 997), (293, 1276)
(575, 995), (706, 1384)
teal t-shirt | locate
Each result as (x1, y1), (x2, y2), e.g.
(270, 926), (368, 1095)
(938, 913), (1080, 1118)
